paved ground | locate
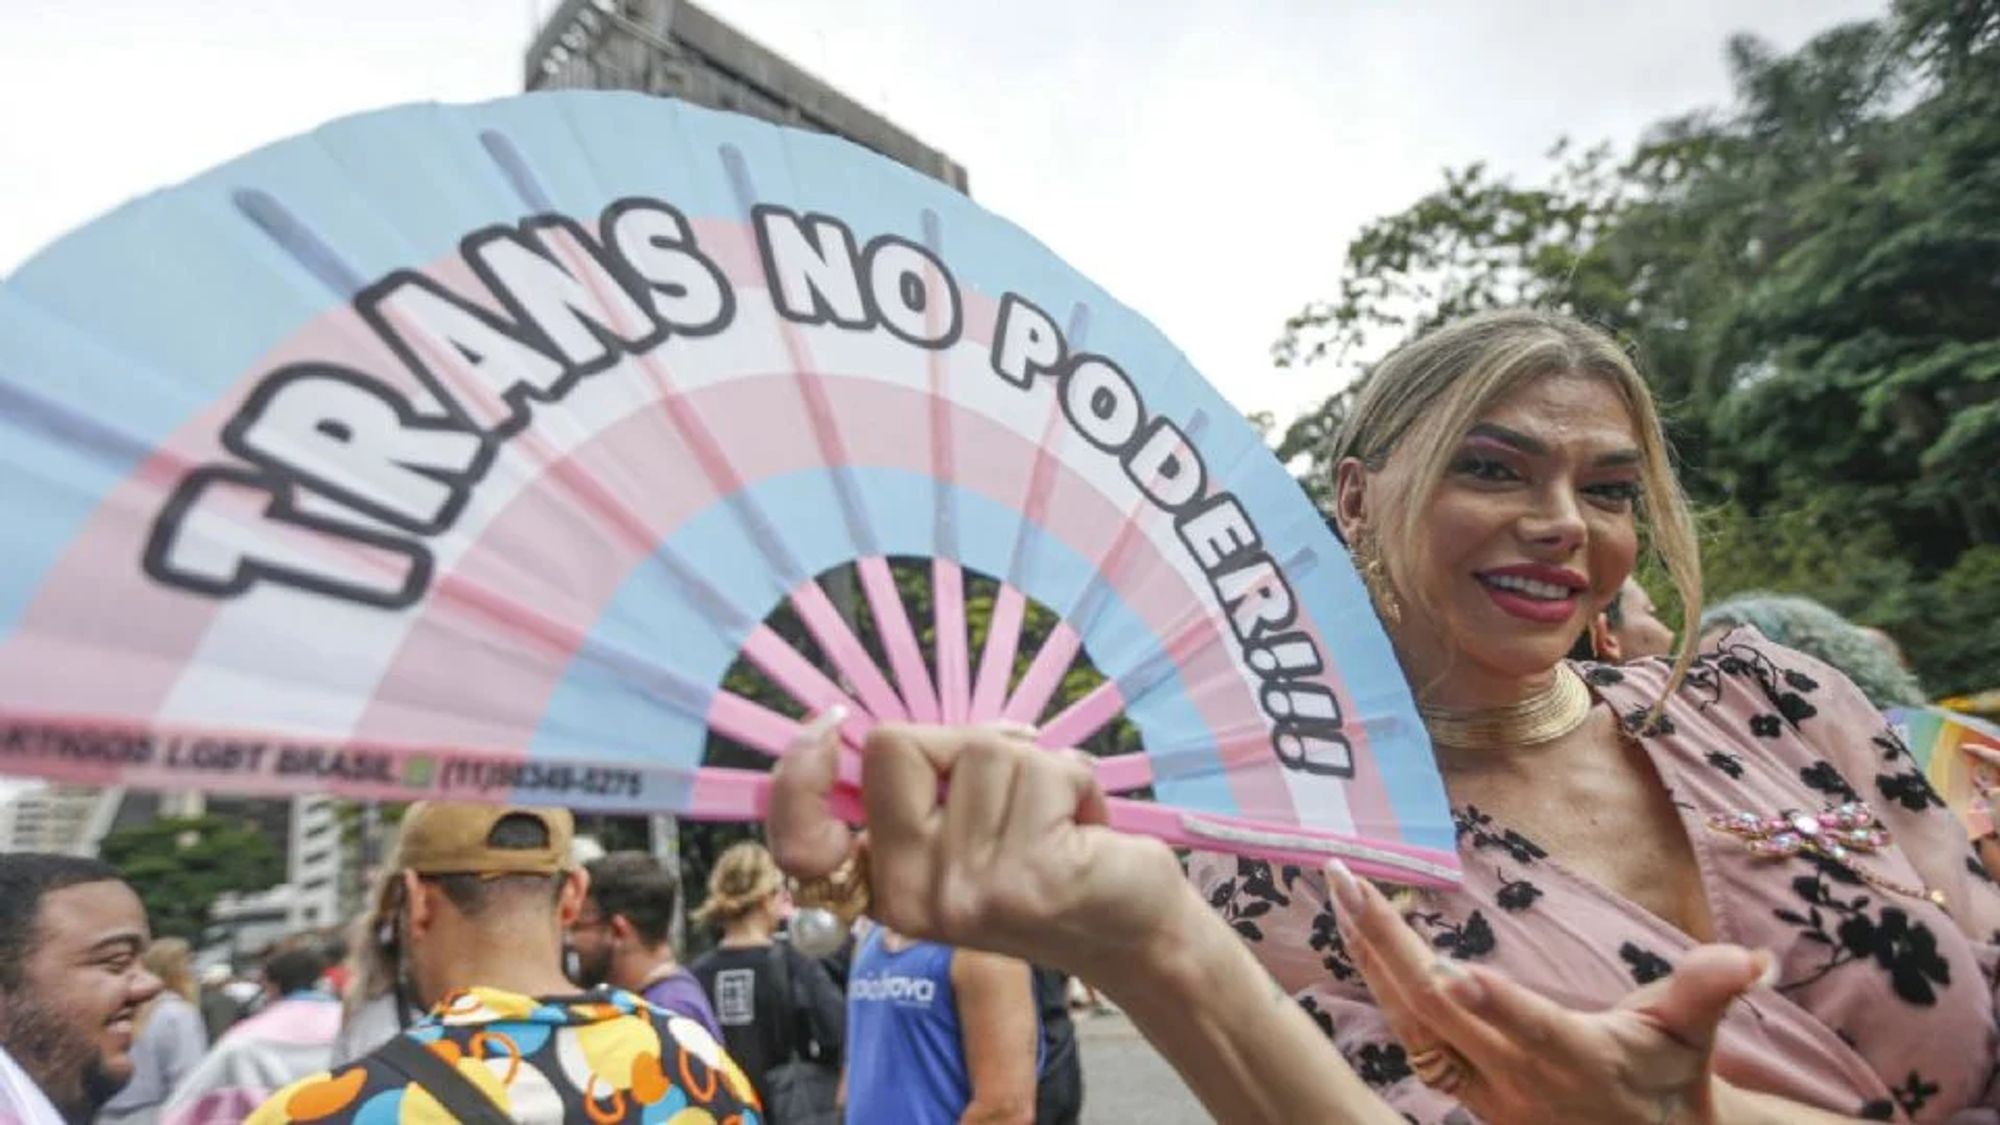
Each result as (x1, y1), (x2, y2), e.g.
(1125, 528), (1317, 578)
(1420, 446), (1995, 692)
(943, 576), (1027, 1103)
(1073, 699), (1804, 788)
(1076, 1008), (1209, 1124)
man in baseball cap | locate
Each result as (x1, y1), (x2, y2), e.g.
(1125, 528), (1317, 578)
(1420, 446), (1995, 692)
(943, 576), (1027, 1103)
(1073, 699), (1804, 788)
(249, 802), (757, 1123)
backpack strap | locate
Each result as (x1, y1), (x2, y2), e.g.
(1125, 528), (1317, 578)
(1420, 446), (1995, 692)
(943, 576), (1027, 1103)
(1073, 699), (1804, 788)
(374, 1034), (512, 1124)
(766, 939), (802, 1065)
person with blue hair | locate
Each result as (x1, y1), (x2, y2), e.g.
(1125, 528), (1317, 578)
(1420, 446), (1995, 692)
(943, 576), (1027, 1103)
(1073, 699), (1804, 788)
(1699, 592), (1925, 710)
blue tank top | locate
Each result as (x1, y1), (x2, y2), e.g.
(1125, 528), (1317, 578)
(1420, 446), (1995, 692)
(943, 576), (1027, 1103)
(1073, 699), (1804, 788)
(843, 931), (968, 1125)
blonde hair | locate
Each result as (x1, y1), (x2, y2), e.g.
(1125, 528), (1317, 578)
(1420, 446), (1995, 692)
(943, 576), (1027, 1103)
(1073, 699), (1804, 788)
(1329, 308), (1701, 701)
(144, 938), (196, 1004)
(342, 842), (405, 1020)
(693, 841), (782, 929)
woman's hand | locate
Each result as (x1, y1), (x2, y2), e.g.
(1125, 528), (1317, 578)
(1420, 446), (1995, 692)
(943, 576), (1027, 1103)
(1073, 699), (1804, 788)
(766, 715), (1191, 987)
(1330, 864), (1773, 1125)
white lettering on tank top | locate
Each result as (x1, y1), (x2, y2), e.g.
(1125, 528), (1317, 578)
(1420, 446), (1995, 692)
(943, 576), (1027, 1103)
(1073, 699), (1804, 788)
(848, 972), (938, 1006)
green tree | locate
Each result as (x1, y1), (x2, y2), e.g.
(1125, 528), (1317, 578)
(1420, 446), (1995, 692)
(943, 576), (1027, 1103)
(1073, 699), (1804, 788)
(1273, 0), (2000, 696)
(97, 813), (286, 942)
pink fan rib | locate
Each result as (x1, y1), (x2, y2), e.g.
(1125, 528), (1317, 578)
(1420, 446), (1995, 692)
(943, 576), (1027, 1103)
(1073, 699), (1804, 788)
(1037, 679), (1124, 749)
(1036, 600), (1216, 750)
(381, 275), (883, 741)
(1090, 753), (1154, 792)
(1001, 621), (1081, 727)
(788, 579), (908, 723)
(711, 772), (1447, 886)
(541, 232), (892, 737)
(743, 236), (917, 726)
(858, 557), (939, 721)
(933, 559), (970, 723)
(968, 585), (1025, 721)
(1002, 503), (1149, 727)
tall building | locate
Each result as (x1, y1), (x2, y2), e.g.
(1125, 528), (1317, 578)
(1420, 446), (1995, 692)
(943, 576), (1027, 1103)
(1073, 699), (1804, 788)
(526, 0), (968, 193)
(0, 782), (345, 955)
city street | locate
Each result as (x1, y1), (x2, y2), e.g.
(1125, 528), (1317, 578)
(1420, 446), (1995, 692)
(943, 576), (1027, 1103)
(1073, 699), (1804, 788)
(1078, 1009), (1208, 1124)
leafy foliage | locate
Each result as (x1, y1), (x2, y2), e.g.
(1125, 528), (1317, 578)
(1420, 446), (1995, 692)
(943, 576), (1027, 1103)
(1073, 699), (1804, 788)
(1274, 0), (2000, 696)
(97, 814), (286, 942)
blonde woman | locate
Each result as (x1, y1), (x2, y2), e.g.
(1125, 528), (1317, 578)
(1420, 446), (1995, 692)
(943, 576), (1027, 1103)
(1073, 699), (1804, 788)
(770, 309), (2000, 1123)
(97, 939), (206, 1125)
(688, 841), (845, 1116)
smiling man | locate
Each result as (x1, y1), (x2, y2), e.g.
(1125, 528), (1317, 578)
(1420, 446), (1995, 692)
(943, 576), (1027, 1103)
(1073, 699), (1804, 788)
(0, 854), (162, 1125)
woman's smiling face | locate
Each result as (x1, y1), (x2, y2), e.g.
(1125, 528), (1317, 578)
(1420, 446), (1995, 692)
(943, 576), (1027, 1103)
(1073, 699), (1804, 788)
(1340, 371), (1646, 702)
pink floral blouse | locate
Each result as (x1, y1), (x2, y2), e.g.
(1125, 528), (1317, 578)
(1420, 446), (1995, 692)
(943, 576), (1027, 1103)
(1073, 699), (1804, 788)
(1191, 629), (2000, 1123)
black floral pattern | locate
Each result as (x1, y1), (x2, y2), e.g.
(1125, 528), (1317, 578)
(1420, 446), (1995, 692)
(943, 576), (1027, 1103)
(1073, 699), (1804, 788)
(1583, 664), (1625, 686)
(1409, 909), (1497, 961)
(1800, 760), (1862, 803)
(1619, 941), (1673, 985)
(1775, 864), (1952, 1006)
(1682, 640), (1821, 737)
(1705, 750), (1745, 779)
(1966, 851), (1996, 885)
(1891, 1070), (1941, 1115)
(1454, 806), (1548, 865)
(1299, 995), (1335, 1038)
(1209, 858), (1297, 943)
(1878, 769), (1946, 813)
(1349, 1042), (1413, 1088)
(1494, 872), (1543, 913)
(1621, 705), (1676, 737)
(1307, 902), (1359, 982)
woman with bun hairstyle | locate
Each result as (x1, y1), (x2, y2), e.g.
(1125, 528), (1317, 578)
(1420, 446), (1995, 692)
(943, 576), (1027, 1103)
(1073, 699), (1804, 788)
(688, 841), (845, 1114)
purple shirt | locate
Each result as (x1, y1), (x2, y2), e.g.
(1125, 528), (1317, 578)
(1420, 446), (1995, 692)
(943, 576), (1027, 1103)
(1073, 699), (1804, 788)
(642, 967), (725, 1044)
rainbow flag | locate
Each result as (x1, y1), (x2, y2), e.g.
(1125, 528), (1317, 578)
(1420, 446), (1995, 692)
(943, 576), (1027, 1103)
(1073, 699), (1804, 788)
(1888, 706), (2000, 839)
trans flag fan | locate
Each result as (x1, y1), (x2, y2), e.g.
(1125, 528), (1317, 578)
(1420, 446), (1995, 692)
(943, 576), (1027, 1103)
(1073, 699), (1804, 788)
(0, 93), (1455, 885)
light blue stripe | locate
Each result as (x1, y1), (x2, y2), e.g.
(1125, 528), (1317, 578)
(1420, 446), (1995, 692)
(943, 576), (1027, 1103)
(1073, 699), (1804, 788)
(0, 91), (1442, 848)
(535, 467), (1236, 815)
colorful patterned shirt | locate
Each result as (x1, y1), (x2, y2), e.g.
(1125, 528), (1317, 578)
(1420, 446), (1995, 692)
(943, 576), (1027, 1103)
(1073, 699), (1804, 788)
(246, 985), (761, 1124)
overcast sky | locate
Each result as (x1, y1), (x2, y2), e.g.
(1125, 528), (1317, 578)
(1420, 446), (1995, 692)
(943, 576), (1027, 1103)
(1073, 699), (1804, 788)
(3, 0), (1885, 422)
(0, 0), (1892, 803)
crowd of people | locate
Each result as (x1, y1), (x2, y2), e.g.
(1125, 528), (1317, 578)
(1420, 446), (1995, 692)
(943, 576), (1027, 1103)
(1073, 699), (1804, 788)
(1, 307), (1991, 1124)
(0, 802), (1087, 1124)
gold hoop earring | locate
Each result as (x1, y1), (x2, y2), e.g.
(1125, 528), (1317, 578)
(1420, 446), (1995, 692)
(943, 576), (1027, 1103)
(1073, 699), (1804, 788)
(1352, 530), (1402, 626)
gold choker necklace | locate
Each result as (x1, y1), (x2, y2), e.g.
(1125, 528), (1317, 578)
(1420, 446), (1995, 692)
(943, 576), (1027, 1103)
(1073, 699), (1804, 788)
(1420, 664), (1594, 751)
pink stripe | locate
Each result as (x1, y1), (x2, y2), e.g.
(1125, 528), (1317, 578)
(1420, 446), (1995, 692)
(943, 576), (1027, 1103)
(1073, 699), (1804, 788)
(932, 559), (970, 723)
(5, 224), (1402, 841)
(1040, 679), (1124, 749)
(703, 772), (1454, 887)
(705, 693), (803, 756)
(1103, 798), (1456, 887)
(969, 584), (1025, 721)
(859, 556), (938, 721)
(1001, 621), (1080, 726)
(341, 375), (1308, 825)
(1092, 752), (1153, 791)
(738, 624), (870, 747)
(788, 579), (907, 722)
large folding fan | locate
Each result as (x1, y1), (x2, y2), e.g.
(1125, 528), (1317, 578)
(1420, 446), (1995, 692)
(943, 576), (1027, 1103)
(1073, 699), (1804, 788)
(0, 93), (1456, 885)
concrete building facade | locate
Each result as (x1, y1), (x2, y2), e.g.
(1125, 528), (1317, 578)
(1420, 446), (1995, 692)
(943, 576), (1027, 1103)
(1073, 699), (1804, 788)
(526, 0), (968, 193)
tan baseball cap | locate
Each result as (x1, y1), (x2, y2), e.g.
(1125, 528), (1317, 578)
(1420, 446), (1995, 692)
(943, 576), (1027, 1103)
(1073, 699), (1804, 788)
(395, 802), (574, 876)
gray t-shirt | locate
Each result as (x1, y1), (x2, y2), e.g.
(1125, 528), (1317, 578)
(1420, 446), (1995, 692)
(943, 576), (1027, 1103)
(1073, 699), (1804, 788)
(97, 994), (206, 1123)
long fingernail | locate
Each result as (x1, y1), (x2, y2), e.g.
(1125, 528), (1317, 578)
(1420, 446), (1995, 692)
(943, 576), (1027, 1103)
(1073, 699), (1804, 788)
(1440, 962), (1486, 1007)
(1325, 859), (1365, 916)
(808, 704), (849, 735)
(1754, 948), (1779, 989)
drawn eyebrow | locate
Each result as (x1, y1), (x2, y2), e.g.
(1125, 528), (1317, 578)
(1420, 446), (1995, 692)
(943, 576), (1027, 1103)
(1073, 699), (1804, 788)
(1464, 423), (1546, 454)
(1465, 423), (1641, 467)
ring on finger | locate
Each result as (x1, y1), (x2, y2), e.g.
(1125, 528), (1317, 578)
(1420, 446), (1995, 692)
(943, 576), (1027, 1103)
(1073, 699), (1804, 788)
(1407, 1044), (1471, 1095)
(789, 838), (873, 924)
